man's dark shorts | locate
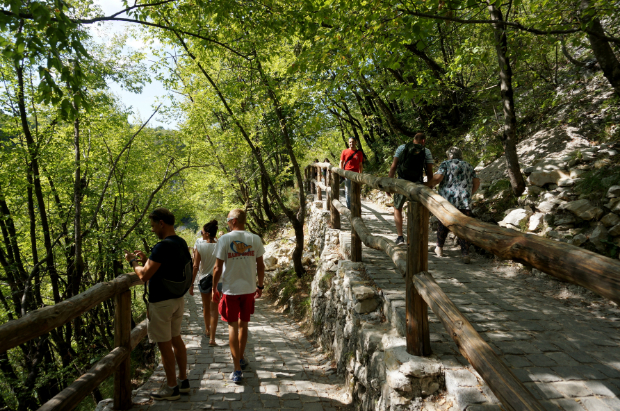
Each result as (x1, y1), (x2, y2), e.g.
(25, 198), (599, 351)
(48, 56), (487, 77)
(393, 193), (407, 210)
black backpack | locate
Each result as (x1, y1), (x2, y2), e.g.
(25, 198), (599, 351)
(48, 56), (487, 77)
(160, 238), (193, 298)
(396, 142), (426, 182)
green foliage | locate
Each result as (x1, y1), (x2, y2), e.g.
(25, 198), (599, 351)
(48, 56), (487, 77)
(487, 179), (512, 197)
(2, 0), (620, 407)
(575, 165), (620, 196)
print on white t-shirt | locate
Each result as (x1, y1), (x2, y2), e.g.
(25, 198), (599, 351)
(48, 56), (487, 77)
(215, 230), (265, 295)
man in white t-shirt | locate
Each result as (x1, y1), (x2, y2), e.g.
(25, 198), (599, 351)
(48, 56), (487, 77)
(212, 208), (265, 384)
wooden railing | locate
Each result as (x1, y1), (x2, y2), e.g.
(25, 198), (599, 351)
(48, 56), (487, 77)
(308, 162), (620, 411)
(0, 273), (147, 411)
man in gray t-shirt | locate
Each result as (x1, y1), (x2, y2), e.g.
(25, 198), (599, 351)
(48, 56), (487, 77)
(387, 133), (434, 245)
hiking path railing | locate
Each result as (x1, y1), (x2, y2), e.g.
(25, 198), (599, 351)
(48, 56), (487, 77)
(307, 162), (620, 411)
(0, 273), (146, 411)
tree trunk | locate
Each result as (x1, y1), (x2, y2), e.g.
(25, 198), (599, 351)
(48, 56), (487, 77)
(15, 61), (62, 302)
(261, 174), (277, 222)
(72, 117), (84, 299)
(487, 3), (526, 197)
(580, 0), (620, 95)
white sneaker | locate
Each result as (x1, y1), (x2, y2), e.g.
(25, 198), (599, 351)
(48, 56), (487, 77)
(435, 247), (443, 257)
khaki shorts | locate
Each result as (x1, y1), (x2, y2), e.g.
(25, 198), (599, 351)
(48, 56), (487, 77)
(147, 297), (185, 343)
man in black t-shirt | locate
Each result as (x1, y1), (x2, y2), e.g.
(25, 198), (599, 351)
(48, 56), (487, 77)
(124, 208), (190, 401)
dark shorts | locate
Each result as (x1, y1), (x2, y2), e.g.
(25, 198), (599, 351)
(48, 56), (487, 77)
(394, 176), (421, 210)
(219, 293), (255, 323)
(198, 275), (223, 294)
(393, 193), (407, 210)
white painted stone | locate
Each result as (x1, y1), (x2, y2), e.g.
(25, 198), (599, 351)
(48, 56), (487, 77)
(563, 199), (603, 221)
(527, 170), (570, 187)
(264, 256), (278, 271)
(609, 198), (620, 214)
(499, 209), (531, 229)
(528, 213), (545, 232)
(557, 178), (574, 187)
(608, 185), (620, 198)
(537, 199), (562, 213)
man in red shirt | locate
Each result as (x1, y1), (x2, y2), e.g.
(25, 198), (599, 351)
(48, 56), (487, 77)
(339, 137), (364, 209)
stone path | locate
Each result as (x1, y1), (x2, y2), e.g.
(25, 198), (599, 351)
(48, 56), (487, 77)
(130, 293), (351, 410)
(339, 198), (620, 410)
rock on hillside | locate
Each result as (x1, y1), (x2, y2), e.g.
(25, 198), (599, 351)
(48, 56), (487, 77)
(477, 126), (592, 184)
(474, 140), (620, 259)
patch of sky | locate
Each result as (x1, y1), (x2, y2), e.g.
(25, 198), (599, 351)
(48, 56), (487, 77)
(89, 0), (180, 129)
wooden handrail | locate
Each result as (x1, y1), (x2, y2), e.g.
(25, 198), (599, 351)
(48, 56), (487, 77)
(332, 198), (544, 410)
(332, 200), (407, 273)
(38, 320), (148, 411)
(0, 273), (143, 354)
(311, 179), (330, 193)
(311, 163), (620, 302)
(414, 272), (545, 411)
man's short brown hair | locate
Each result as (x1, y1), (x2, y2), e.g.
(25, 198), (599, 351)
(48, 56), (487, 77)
(229, 208), (247, 225)
(413, 132), (426, 142)
(149, 208), (175, 226)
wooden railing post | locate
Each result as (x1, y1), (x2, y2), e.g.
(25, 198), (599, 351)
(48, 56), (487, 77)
(304, 167), (308, 193)
(316, 166), (322, 202)
(114, 289), (132, 410)
(350, 180), (362, 262)
(406, 201), (431, 356)
(326, 168), (332, 214)
(330, 170), (340, 229)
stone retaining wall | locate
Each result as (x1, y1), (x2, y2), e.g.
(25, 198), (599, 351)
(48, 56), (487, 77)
(306, 199), (444, 410)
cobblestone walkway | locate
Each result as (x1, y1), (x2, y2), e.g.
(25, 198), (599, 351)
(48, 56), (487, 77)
(131, 293), (351, 410)
(344, 198), (620, 410)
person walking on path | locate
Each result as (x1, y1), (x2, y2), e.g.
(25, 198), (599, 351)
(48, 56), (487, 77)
(192, 220), (223, 346)
(387, 133), (434, 245)
(124, 208), (191, 400)
(339, 137), (364, 209)
(212, 209), (265, 384)
(427, 147), (480, 264)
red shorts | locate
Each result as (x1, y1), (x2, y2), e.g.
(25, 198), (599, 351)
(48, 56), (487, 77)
(219, 293), (255, 323)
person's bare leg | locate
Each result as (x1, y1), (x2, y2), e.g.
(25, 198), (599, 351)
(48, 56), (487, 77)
(228, 321), (241, 371)
(394, 207), (403, 236)
(238, 320), (249, 361)
(200, 292), (210, 337)
(171, 335), (187, 380)
(157, 340), (178, 386)
(209, 300), (218, 343)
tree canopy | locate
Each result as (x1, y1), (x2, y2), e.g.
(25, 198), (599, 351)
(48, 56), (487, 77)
(0, 0), (619, 408)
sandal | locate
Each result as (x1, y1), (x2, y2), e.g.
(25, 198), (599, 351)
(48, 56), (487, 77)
(209, 340), (217, 347)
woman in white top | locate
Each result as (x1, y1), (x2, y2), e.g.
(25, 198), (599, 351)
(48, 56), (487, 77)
(192, 220), (222, 346)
